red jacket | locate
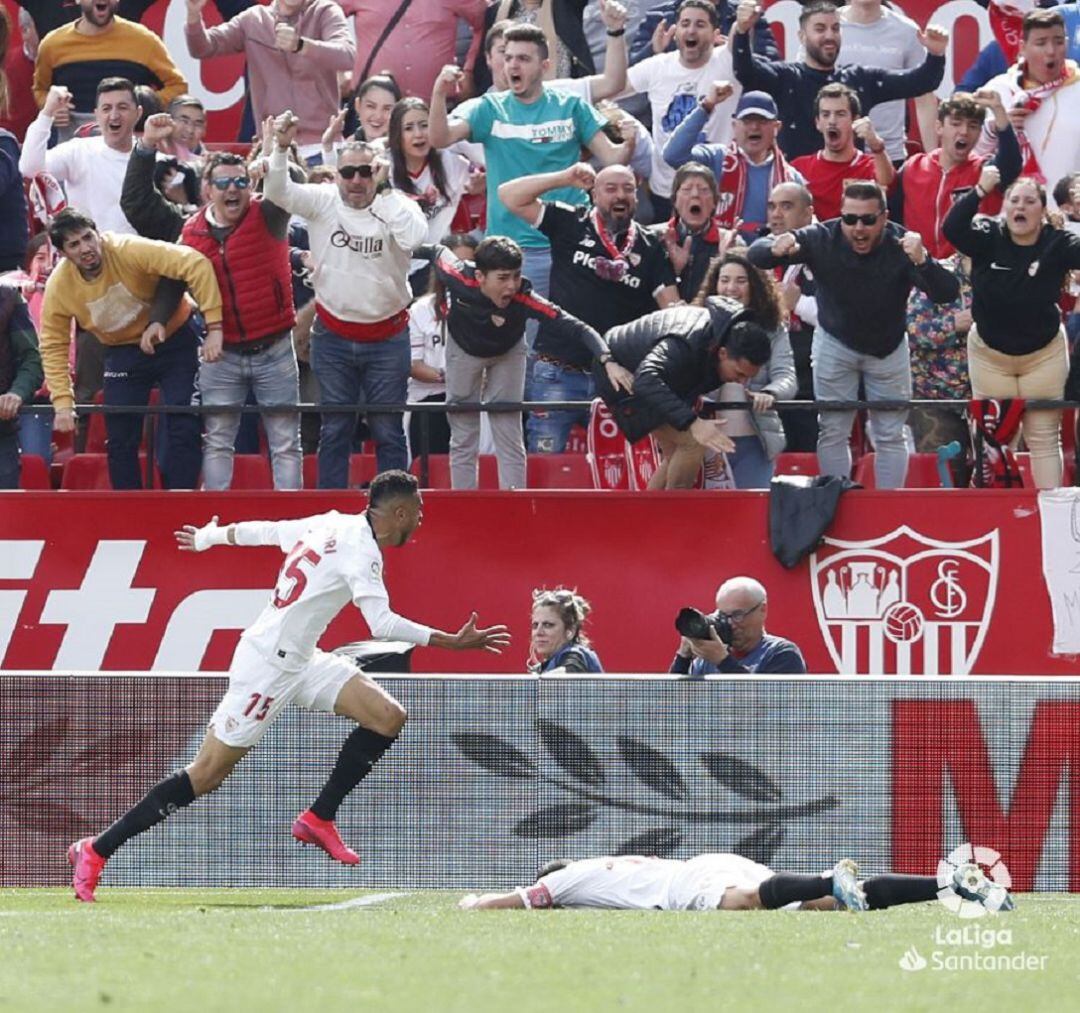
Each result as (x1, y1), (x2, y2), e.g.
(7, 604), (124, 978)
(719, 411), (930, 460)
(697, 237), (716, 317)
(899, 150), (1003, 260)
(181, 197), (295, 344)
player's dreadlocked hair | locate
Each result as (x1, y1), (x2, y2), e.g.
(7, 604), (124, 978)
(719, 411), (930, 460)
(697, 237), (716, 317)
(368, 470), (419, 508)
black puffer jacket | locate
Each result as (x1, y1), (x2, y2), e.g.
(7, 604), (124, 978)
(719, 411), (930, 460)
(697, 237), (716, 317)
(598, 297), (749, 439)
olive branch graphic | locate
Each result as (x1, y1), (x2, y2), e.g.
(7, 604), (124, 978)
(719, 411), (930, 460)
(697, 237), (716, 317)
(0, 718), (154, 838)
(451, 720), (838, 863)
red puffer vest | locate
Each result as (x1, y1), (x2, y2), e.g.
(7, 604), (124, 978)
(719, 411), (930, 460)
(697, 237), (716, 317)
(181, 196), (295, 344)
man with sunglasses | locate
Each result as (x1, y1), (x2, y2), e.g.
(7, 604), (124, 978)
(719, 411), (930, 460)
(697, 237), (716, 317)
(748, 180), (959, 489)
(180, 149), (301, 489)
(265, 110), (427, 487)
(669, 575), (806, 675)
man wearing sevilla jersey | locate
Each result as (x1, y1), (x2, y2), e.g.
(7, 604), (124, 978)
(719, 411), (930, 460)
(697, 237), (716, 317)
(459, 852), (1015, 914)
(498, 161), (681, 453)
(67, 470), (510, 903)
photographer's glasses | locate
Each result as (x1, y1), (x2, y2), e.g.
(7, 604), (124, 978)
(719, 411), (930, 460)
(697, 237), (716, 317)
(840, 211), (882, 227)
(210, 176), (250, 191)
(716, 601), (764, 624)
(338, 164), (376, 180)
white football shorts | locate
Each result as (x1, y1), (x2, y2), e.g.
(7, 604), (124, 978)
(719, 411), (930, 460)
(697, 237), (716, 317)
(209, 639), (361, 748)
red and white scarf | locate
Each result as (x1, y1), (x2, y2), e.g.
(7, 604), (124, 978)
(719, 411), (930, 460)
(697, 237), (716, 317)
(591, 208), (638, 263)
(1014, 59), (1080, 182)
(716, 141), (797, 230)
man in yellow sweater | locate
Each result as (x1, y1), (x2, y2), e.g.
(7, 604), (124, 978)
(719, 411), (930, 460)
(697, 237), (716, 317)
(41, 208), (224, 489)
(33, 0), (187, 131)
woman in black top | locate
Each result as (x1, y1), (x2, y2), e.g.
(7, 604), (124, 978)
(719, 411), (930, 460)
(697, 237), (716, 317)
(943, 166), (1080, 489)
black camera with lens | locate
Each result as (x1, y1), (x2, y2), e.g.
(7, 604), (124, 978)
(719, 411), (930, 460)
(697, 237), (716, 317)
(675, 606), (733, 646)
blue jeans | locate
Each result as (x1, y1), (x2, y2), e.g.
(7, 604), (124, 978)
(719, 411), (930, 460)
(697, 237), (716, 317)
(198, 336), (302, 490)
(0, 430), (18, 489)
(309, 320), (408, 487)
(102, 321), (201, 489)
(526, 359), (594, 453)
(812, 327), (911, 490)
(17, 407), (53, 464)
(728, 435), (775, 489)
(520, 246), (552, 356)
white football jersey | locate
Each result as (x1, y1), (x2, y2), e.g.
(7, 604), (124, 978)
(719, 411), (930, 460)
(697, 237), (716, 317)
(519, 853), (776, 911)
(233, 510), (432, 668)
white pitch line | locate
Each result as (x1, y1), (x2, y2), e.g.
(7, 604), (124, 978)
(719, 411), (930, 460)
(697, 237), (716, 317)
(276, 891), (411, 912)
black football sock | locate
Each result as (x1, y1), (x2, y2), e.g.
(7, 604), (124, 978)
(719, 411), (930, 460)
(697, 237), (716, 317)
(758, 872), (833, 909)
(863, 875), (940, 910)
(309, 727), (397, 822)
(93, 770), (195, 859)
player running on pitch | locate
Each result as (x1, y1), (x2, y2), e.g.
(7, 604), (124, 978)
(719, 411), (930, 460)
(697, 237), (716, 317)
(459, 853), (1016, 913)
(68, 470), (510, 902)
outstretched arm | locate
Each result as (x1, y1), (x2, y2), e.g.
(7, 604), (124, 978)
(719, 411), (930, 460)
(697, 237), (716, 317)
(428, 612), (511, 654)
(175, 515), (318, 551)
(459, 891), (527, 910)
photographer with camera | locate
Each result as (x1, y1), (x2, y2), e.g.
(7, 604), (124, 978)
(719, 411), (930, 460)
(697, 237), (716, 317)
(671, 576), (806, 675)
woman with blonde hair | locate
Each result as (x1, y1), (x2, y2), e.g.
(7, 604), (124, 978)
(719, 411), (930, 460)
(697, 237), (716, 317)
(944, 166), (1080, 488)
(528, 587), (603, 674)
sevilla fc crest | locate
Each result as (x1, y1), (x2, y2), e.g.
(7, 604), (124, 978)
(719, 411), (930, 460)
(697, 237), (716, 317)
(809, 526), (999, 675)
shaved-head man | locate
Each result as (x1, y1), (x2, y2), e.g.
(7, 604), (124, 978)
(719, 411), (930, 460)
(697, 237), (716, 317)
(499, 162), (683, 453)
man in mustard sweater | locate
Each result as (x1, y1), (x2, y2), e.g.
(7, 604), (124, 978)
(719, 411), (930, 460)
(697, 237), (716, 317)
(40, 208), (224, 490)
(33, 0), (187, 131)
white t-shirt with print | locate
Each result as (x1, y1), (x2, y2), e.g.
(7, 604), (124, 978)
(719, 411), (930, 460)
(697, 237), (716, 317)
(407, 293), (448, 402)
(400, 151), (471, 275)
(626, 46), (741, 198)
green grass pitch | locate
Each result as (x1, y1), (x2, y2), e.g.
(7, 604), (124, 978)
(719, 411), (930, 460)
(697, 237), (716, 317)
(2, 890), (1078, 1012)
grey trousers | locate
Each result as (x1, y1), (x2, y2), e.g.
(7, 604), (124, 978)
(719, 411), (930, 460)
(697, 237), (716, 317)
(446, 334), (526, 489)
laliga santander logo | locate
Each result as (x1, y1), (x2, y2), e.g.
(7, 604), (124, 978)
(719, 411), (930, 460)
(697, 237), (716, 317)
(937, 843), (1013, 919)
(809, 526), (999, 675)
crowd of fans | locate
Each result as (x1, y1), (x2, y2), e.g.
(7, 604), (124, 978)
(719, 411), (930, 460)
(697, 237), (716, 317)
(0, 0), (1078, 492)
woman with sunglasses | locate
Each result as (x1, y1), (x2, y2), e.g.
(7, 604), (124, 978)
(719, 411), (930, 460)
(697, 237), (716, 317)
(387, 97), (472, 293)
(528, 587), (604, 674)
(944, 166), (1080, 489)
(693, 250), (796, 488)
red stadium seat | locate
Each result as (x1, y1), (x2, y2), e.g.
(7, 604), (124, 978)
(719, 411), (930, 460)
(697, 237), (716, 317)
(348, 454), (379, 487)
(60, 453), (157, 490)
(773, 452), (820, 477)
(85, 393), (107, 453)
(853, 452), (944, 489)
(410, 454), (499, 489)
(301, 453), (379, 489)
(228, 454), (273, 490)
(19, 455), (51, 489)
(527, 453), (593, 489)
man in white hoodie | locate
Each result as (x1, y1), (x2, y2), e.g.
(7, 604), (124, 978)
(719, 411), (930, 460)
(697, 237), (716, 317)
(265, 110), (427, 488)
(974, 8), (1080, 209)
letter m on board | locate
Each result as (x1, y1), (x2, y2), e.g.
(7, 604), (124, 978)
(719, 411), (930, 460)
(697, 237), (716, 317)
(892, 701), (1080, 890)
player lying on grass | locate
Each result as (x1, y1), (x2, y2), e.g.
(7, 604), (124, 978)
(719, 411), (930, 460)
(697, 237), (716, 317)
(459, 852), (1016, 913)
(68, 470), (510, 903)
